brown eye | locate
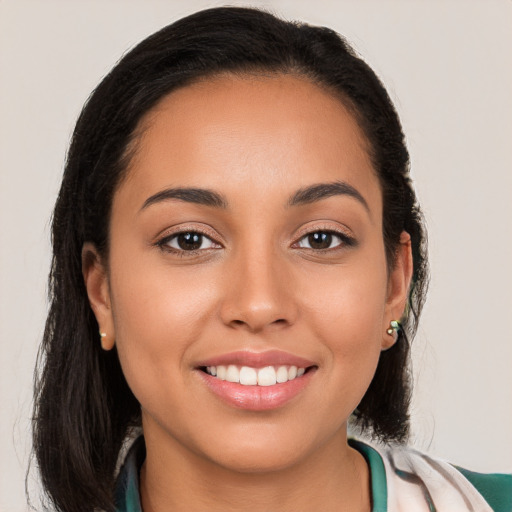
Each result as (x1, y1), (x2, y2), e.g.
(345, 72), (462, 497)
(296, 231), (347, 250)
(164, 231), (218, 252)
(177, 232), (202, 250)
(307, 232), (332, 249)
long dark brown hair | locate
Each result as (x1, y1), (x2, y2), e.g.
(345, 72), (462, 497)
(33, 7), (428, 511)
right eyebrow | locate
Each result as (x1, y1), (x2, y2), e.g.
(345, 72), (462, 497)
(140, 187), (228, 211)
(287, 180), (370, 213)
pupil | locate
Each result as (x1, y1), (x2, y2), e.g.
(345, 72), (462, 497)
(308, 232), (332, 249)
(177, 232), (202, 250)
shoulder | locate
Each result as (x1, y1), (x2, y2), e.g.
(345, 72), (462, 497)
(454, 466), (512, 512)
(351, 439), (512, 512)
(379, 444), (512, 512)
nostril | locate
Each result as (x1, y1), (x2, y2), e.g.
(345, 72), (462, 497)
(226, 314), (293, 332)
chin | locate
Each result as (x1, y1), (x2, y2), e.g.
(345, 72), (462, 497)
(205, 441), (309, 474)
(193, 420), (339, 475)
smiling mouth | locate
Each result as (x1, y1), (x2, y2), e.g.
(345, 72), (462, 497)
(200, 365), (311, 386)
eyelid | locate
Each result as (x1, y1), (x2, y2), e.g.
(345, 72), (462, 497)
(291, 222), (356, 247)
(166, 233), (219, 251)
(154, 221), (356, 254)
(295, 232), (344, 250)
(155, 224), (224, 251)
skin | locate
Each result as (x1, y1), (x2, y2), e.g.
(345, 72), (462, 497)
(83, 74), (412, 512)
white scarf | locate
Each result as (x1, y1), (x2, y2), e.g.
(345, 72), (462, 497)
(379, 445), (493, 512)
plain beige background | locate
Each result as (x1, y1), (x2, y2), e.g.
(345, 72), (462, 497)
(1, 1), (511, 510)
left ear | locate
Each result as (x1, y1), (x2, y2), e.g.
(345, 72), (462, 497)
(382, 231), (413, 350)
(82, 242), (116, 351)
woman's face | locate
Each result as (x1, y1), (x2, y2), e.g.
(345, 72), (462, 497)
(85, 74), (410, 472)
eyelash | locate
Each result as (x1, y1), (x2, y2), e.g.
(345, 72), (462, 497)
(156, 229), (221, 256)
(292, 229), (356, 251)
(156, 228), (356, 256)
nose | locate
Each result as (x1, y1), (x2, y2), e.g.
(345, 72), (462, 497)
(220, 245), (297, 333)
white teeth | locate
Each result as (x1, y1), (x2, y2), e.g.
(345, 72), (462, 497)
(226, 365), (239, 382)
(257, 366), (277, 386)
(205, 364), (308, 386)
(239, 366), (257, 385)
(216, 365), (227, 380)
(276, 366), (288, 383)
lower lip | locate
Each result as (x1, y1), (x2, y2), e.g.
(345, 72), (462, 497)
(198, 369), (315, 411)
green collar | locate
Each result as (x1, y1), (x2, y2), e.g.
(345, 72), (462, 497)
(349, 438), (388, 512)
(114, 437), (388, 512)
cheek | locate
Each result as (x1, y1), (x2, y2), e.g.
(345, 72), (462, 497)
(301, 255), (388, 343)
(108, 254), (220, 402)
(298, 252), (388, 396)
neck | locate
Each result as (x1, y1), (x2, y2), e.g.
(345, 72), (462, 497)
(139, 422), (371, 512)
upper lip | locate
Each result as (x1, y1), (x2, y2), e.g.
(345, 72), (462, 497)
(196, 350), (316, 369)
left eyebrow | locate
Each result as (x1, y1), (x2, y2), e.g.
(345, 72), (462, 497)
(140, 187), (228, 211)
(287, 181), (369, 212)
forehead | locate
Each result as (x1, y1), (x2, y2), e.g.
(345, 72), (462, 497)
(118, 73), (381, 216)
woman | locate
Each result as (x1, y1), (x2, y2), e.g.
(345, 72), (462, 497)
(33, 7), (511, 512)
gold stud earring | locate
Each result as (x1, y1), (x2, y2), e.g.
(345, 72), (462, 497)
(99, 331), (108, 350)
(386, 320), (400, 336)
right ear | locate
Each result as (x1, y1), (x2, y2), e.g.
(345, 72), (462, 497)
(82, 242), (115, 350)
